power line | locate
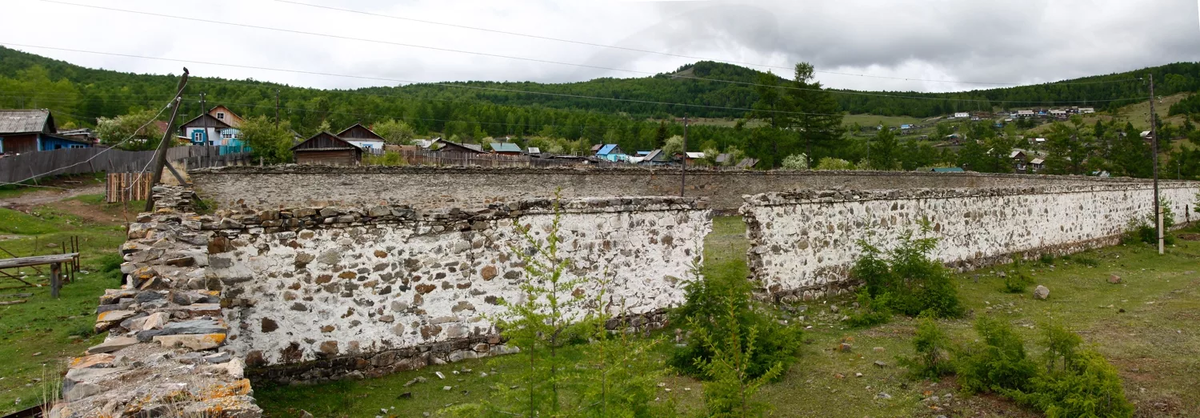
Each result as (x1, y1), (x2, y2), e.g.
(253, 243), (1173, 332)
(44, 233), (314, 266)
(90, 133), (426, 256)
(0, 42), (843, 117)
(272, 0), (1134, 88)
(0, 99), (176, 187)
(37, 0), (1143, 105)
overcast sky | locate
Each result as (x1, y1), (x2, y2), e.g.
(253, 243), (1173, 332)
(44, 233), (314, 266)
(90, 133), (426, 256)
(4, 0), (1200, 93)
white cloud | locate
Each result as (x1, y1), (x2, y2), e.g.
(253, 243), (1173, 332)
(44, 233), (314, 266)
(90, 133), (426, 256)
(4, 0), (1199, 93)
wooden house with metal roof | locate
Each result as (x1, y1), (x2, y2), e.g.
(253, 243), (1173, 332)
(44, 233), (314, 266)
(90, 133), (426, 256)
(0, 109), (91, 155)
(290, 132), (363, 165)
(336, 123), (386, 154)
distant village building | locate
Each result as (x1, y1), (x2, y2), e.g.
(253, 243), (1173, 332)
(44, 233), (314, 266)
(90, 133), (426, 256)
(953, 112), (970, 119)
(488, 142), (523, 155)
(0, 109), (91, 155)
(290, 132), (363, 165)
(1079, 107), (1096, 114)
(430, 138), (485, 158)
(1016, 110), (1036, 118)
(336, 123), (386, 154)
(180, 105), (244, 147)
(595, 144), (628, 162)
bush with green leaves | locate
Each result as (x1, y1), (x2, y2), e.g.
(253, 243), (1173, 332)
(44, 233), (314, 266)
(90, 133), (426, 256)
(1124, 198), (1177, 246)
(897, 315), (954, 380)
(780, 153), (809, 170)
(850, 229), (964, 320)
(1001, 257), (1034, 294)
(693, 289), (784, 418)
(1008, 324), (1134, 418)
(450, 196), (662, 418)
(956, 316), (1039, 394)
(669, 265), (803, 382)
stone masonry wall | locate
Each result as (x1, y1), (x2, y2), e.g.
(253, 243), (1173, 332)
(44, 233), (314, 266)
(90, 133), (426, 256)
(741, 183), (1200, 301)
(51, 186), (261, 418)
(205, 197), (712, 383)
(190, 165), (1168, 213)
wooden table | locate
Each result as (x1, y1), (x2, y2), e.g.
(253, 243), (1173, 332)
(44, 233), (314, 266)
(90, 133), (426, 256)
(0, 253), (80, 298)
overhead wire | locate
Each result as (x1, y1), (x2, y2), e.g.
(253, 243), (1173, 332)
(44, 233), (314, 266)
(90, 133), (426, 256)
(272, 0), (1139, 88)
(36, 0), (1145, 105)
(0, 98), (176, 187)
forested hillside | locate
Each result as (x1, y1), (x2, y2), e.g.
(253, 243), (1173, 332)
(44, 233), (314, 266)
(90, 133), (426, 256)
(2, 46), (1200, 178)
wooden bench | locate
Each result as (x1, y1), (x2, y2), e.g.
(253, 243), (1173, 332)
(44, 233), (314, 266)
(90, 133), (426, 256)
(0, 253), (79, 298)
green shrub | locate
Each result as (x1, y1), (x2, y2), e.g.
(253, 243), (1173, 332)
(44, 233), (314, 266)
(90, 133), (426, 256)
(1001, 257), (1033, 294)
(898, 315), (954, 380)
(844, 289), (893, 328)
(851, 230), (964, 319)
(1125, 199), (1178, 246)
(1038, 253), (1055, 266)
(669, 264), (803, 382)
(693, 288), (784, 418)
(1073, 256), (1099, 267)
(956, 317), (1039, 394)
(1007, 324), (1134, 418)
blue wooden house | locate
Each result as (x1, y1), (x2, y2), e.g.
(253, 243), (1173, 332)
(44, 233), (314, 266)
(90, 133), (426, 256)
(0, 109), (91, 156)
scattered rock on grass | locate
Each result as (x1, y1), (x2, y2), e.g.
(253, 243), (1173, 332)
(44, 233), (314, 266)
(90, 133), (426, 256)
(1108, 274), (1122, 284)
(1034, 285), (1050, 300)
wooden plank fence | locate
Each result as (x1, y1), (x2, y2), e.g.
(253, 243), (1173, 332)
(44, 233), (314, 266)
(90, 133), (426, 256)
(105, 172), (154, 203)
(0, 145), (244, 184)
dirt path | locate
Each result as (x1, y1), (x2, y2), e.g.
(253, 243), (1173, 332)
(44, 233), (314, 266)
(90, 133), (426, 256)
(0, 184), (104, 210)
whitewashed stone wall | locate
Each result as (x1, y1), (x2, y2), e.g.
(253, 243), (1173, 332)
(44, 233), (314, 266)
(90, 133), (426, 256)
(742, 184), (1200, 301)
(208, 197), (711, 381)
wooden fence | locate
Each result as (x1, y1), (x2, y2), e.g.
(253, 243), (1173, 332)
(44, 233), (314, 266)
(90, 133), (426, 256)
(389, 150), (607, 168)
(0, 145), (242, 184)
(104, 172), (154, 203)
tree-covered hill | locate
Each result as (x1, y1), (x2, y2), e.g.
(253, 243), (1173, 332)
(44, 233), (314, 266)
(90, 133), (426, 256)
(3, 46), (1199, 131)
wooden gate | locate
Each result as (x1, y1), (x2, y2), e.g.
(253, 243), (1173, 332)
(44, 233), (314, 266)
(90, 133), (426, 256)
(105, 172), (153, 203)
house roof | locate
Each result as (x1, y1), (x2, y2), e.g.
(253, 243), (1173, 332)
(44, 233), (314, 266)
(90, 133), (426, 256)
(0, 109), (54, 134)
(715, 153), (731, 164)
(290, 131), (363, 152)
(1009, 150), (1026, 159)
(642, 149), (670, 163)
(432, 138), (484, 153)
(489, 142), (522, 153)
(735, 158), (759, 168)
(596, 144), (621, 155)
(1030, 158), (1045, 165)
(180, 113), (232, 130)
(590, 144), (604, 152)
(685, 152), (706, 159)
(337, 123), (385, 141)
(207, 105), (243, 127)
(930, 167), (965, 173)
(526, 147), (541, 155)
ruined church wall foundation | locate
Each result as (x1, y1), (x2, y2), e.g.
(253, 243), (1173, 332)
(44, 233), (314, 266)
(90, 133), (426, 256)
(205, 197), (712, 382)
(741, 183), (1200, 301)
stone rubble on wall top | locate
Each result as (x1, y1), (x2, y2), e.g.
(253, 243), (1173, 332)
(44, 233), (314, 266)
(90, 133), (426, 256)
(52, 185), (262, 418)
(742, 183), (1197, 207)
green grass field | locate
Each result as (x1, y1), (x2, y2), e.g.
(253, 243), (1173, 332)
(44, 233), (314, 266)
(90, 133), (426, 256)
(254, 216), (1200, 417)
(0, 194), (130, 415)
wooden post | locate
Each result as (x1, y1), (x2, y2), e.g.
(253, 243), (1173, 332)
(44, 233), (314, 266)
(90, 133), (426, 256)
(145, 69), (190, 211)
(50, 262), (61, 298)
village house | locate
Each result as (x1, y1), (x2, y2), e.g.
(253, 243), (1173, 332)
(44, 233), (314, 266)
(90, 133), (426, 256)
(1079, 107), (1096, 114)
(430, 138), (485, 158)
(179, 105), (244, 147)
(0, 109), (91, 156)
(953, 112), (970, 119)
(488, 142), (523, 156)
(290, 131), (363, 165)
(336, 123), (385, 155)
(595, 144), (628, 162)
(1010, 150), (1029, 172)
(1029, 157), (1045, 173)
(1016, 110), (1036, 118)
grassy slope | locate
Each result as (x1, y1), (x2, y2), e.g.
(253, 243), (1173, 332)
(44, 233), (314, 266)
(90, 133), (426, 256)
(0, 195), (130, 415)
(256, 216), (1200, 417)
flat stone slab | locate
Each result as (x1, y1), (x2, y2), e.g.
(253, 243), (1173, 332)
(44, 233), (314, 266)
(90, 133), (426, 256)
(69, 353), (116, 370)
(154, 334), (226, 350)
(160, 319), (228, 335)
(86, 336), (139, 355)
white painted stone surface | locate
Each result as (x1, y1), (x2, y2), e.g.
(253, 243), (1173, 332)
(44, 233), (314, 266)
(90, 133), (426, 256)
(219, 205), (711, 366)
(742, 184), (1200, 300)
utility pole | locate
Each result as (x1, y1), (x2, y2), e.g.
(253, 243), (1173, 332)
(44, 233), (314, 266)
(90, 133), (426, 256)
(1149, 74), (1163, 255)
(275, 89), (281, 129)
(199, 92), (208, 145)
(680, 116), (688, 197)
(145, 68), (190, 211)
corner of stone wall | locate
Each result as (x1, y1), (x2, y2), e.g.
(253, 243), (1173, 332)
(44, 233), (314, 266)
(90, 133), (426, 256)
(51, 186), (261, 418)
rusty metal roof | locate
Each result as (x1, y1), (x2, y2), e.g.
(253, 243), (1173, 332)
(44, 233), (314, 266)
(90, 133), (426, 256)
(0, 109), (53, 134)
